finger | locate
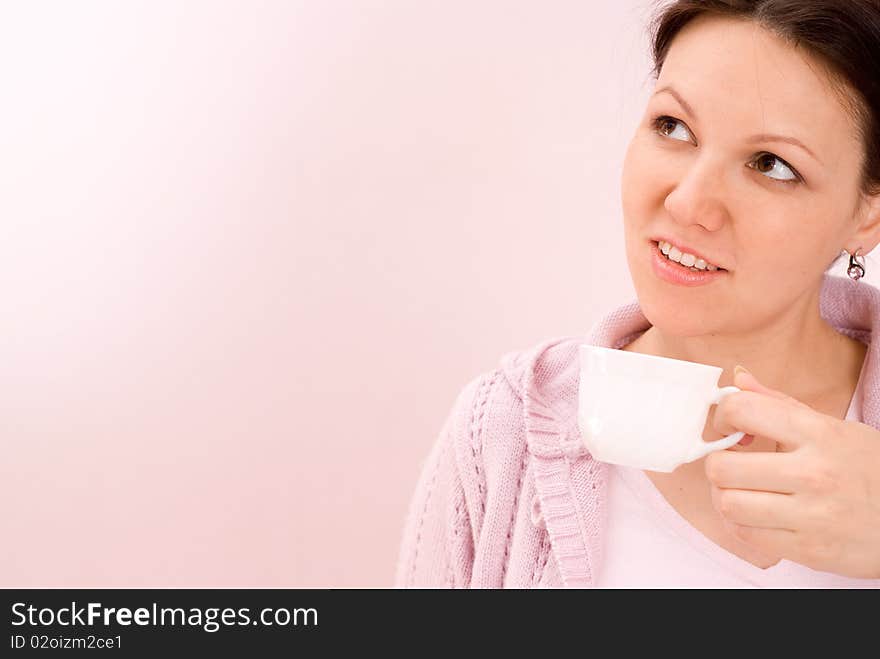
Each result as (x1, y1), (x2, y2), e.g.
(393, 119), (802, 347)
(710, 486), (799, 529)
(730, 368), (814, 450)
(734, 367), (811, 410)
(721, 521), (798, 560)
(704, 451), (799, 494)
(714, 390), (827, 452)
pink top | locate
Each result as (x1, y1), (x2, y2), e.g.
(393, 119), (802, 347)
(394, 274), (880, 588)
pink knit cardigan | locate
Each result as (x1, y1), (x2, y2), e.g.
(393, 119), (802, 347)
(393, 274), (880, 588)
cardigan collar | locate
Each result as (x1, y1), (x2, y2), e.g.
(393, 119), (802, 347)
(502, 273), (880, 587)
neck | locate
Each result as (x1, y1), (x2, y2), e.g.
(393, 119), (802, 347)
(625, 285), (860, 403)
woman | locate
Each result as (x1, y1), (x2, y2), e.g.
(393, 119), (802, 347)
(395, 0), (880, 587)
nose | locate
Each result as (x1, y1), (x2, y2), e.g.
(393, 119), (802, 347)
(663, 155), (731, 233)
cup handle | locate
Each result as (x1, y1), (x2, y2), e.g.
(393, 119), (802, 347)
(689, 385), (745, 461)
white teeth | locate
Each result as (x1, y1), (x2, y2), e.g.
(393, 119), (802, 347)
(657, 240), (723, 272)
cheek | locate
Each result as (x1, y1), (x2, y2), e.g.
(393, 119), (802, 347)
(621, 137), (663, 219)
(727, 196), (828, 272)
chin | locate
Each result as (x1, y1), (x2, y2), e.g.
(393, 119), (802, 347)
(631, 279), (729, 338)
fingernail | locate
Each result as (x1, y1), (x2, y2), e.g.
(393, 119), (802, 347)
(734, 364), (750, 377)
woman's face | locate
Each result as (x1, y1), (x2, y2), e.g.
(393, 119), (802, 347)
(621, 15), (871, 337)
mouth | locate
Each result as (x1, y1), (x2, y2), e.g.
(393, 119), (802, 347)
(649, 240), (729, 286)
(650, 239), (728, 272)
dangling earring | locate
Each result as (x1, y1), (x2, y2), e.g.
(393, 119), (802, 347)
(847, 247), (866, 281)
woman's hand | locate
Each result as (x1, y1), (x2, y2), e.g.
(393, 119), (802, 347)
(707, 366), (880, 579)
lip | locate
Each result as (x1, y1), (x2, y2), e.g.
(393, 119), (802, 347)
(650, 240), (729, 287)
(649, 235), (727, 272)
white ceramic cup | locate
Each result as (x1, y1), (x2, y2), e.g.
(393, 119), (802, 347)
(577, 344), (745, 472)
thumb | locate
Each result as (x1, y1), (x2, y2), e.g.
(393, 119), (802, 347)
(733, 364), (791, 401)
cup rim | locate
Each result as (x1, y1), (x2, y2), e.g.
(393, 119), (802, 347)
(579, 343), (722, 375)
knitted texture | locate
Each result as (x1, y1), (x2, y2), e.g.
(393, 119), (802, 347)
(394, 274), (880, 588)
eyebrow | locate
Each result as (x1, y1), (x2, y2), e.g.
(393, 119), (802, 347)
(652, 85), (822, 165)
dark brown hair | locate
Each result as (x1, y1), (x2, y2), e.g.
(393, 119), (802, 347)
(647, 0), (880, 198)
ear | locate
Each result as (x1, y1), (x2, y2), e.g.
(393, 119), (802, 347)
(847, 188), (880, 255)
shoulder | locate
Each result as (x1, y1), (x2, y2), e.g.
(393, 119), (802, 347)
(499, 335), (583, 405)
(449, 334), (584, 436)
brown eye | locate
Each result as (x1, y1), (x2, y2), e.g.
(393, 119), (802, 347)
(652, 115), (693, 143)
(657, 118), (676, 136)
(754, 154), (776, 173)
(747, 151), (801, 185)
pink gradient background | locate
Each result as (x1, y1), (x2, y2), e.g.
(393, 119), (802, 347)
(1, 1), (869, 587)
